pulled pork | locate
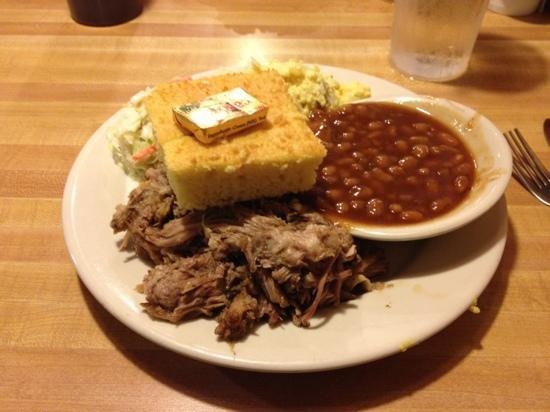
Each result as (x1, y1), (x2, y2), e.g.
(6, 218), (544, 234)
(111, 165), (387, 341)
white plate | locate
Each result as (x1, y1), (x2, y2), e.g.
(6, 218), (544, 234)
(62, 66), (507, 372)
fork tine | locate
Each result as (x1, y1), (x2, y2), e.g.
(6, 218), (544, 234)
(505, 129), (550, 206)
(519, 161), (543, 189)
(503, 130), (519, 157)
(505, 130), (545, 189)
(513, 128), (550, 183)
(504, 131), (543, 189)
(512, 164), (532, 190)
(509, 131), (544, 188)
(517, 154), (543, 189)
(513, 164), (550, 206)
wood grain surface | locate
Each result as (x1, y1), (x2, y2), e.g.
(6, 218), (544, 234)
(1, 1), (549, 410)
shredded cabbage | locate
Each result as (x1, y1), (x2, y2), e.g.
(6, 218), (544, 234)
(107, 87), (159, 180)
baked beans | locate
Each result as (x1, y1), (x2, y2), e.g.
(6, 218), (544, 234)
(308, 103), (476, 225)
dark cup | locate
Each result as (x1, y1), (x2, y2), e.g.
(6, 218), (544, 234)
(67, 0), (143, 27)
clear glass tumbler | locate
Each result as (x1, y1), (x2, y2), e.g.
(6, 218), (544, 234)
(390, 0), (489, 82)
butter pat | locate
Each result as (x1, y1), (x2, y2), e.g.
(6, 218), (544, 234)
(173, 88), (268, 144)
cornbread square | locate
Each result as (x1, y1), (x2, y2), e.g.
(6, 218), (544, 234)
(145, 71), (327, 210)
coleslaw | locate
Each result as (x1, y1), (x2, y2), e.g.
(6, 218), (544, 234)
(107, 87), (159, 180)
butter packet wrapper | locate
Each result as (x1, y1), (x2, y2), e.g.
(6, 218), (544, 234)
(173, 88), (268, 144)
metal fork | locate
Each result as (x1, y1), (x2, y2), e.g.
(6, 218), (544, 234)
(503, 128), (550, 206)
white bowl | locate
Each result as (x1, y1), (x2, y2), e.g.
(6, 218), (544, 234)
(343, 96), (512, 241)
(489, 0), (541, 16)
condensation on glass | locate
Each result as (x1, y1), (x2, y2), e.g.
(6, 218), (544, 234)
(390, 0), (489, 82)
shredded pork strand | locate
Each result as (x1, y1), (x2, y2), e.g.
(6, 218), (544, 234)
(111, 165), (387, 341)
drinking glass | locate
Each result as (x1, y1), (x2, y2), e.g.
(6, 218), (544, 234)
(390, 0), (489, 82)
(67, 0), (143, 27)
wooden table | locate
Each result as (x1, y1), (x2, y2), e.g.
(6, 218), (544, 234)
(1, 1), (549, 410)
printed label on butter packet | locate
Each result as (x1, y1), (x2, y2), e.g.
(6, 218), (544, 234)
(173, 88), (268, 144)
